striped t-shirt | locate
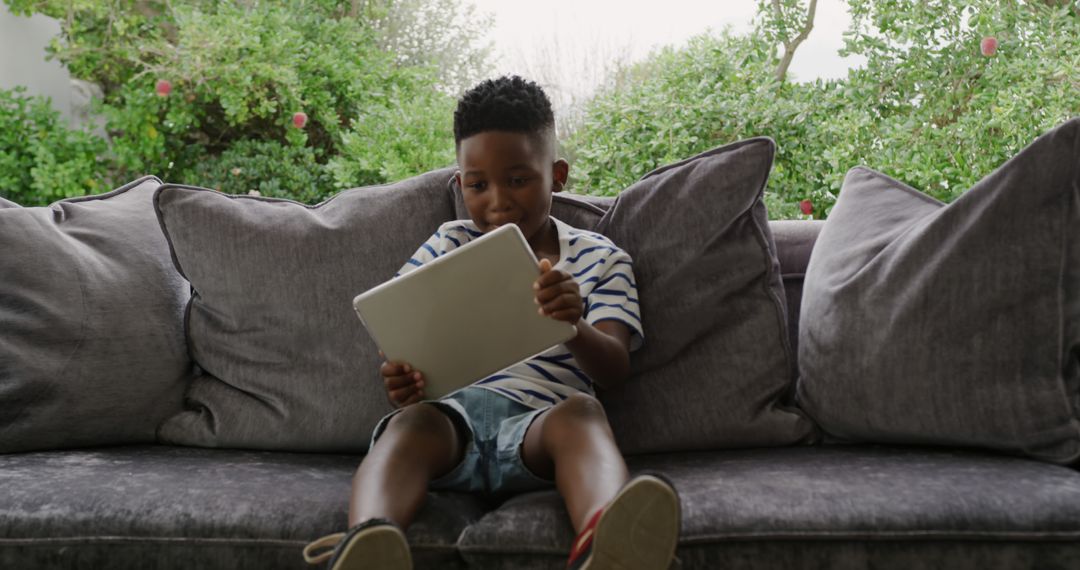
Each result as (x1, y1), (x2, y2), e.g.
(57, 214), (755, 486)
(396, 216), (644, 409)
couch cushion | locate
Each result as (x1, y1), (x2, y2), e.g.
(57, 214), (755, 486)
(0, 446), (484, 570)
(770, 220), (824, 363)
(0, 196), (18, 208)
(450, 151), (817, 455)
(154, 168), (457, 452)
(592, 138), (816, 454)
(0, 176), (191, 453)
(798, 119), (1080, 463)
(457, 445), (1080, 569)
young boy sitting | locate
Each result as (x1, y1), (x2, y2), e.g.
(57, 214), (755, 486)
(303, 75), (680, 570)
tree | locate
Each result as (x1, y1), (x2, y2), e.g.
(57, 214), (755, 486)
(361, 0), (494, 94)
(1, 0), (486, 202)
(567, 0), (1080, 218)
(839, 0), (1080, 200)
(758, 0), (820, 83)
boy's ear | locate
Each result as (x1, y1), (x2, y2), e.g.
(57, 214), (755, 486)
(552, 159), (569, 192)
(453, 170), (463, 190)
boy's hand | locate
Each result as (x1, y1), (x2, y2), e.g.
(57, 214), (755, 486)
(379, 351), (425, 408)
(534, 258), (583, 325)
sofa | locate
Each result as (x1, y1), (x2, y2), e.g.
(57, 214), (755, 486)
(2, 126), (1079, 570)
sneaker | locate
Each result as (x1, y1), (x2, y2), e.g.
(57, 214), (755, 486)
(566, 474), (681, 570)
(302, 518), (412, 570)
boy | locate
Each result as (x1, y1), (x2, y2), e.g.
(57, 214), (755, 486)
(303, 76), (680, 570)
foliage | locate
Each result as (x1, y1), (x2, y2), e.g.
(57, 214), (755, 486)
(363, 0), (493, 93)
(182, 139), (332, 203)
(568, 0), (1080, 218)
(0, 87), (108, 205)
(1, 0), (479, 203)
(565, 31), (850, 220)
(837, 0), (1080, 202)
(327, 86), (455, 188)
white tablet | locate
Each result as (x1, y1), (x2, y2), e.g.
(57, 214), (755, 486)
(352, 223), (577, 400)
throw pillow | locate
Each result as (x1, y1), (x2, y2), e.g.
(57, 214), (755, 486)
(797, 118), (1080, 464)
(594, 138), (817, 454)
(0, 176), (192, 453)
(155, 168), (457, 451)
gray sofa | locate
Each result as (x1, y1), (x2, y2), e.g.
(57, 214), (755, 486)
(3, 131), (1080, 569)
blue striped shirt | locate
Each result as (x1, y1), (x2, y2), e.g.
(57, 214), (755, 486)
(397, 217), (644, 409)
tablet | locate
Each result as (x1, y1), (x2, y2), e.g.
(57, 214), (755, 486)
(352, 223), (577, 400)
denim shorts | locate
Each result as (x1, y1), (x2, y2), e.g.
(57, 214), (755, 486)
(369, 386), (555, 497)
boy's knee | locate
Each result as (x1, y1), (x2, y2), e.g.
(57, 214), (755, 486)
(383, 403), (456, 442)
(546, 393), (609, 429)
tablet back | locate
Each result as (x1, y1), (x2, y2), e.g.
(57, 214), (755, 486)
(352, 224), (576, 399)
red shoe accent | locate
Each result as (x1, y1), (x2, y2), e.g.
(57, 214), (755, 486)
(566, 507), (604, 568)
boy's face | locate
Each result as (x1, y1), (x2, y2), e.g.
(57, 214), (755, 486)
(455, 130), (569, 249)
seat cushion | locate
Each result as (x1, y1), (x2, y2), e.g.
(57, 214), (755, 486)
(0, 446), (486, 570)
(457, 446), (1080, 569)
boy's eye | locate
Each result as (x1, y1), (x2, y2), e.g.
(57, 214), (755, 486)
(510, 177), (528, 186)
(467, 181), (487, 191)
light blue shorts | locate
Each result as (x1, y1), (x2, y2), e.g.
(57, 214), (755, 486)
(369, 386), (555, 497)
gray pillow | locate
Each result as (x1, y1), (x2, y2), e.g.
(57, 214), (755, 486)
(797, 118), (1080, 464)
(155, 168), (457, 451)
(0, 196), (19, 208)
(0, 176), (192, 453)
(594, 138), (817, 454)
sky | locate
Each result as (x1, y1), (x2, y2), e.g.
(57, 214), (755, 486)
(468, 0), (865, 113)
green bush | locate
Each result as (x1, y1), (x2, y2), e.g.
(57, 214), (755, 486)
(0, 87), (108, 205)
(182, 139), (333, 203)
(568, 1), (1080, 219)
(3, 0), (476, 203)
(97, 2), (457, 199)
(565, 32), (846, 219)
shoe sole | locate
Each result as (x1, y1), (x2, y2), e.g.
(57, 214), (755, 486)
(581, 475), (681, 570)
(330, 524), (412, 570)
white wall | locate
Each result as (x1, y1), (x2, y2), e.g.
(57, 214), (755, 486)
(0, 2), (75, 124)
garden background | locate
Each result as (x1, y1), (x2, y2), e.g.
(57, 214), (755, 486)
(1, 0), (1077, 219)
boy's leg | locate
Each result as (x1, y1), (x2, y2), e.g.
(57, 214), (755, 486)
(350, 403), (465, 528)
(520, 393), (628, 532)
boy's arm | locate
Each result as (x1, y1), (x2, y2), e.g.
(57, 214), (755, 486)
(534, 259), (633, 390)
(564, 320), (631, 390)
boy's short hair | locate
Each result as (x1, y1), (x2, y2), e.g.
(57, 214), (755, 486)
(454, 76), (555, 152)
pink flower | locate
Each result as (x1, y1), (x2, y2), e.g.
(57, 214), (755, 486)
(799, 199), (814, 216)
(292, 111), (308, 129)
(155, 79), (172, 97)
(981, 36), (998, 57)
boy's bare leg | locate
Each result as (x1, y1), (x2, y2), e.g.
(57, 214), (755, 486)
(349, 404), (464, 528)
(521, 393), (629, 532)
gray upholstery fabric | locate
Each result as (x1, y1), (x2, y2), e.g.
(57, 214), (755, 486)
(0, 196), (18, 208)
(798, 119), (1080, 464)
(458, 542), (1080, 570)
(0, 446), (484, 569)
(0, 176), (191, 453)
(771, 220), (824, 362)
(154, 168), (457, 452)
(593, 138), (816, 454)
(458, 445), (1080, 569)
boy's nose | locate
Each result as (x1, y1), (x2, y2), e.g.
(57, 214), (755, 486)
(490, 186), (513, 210)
